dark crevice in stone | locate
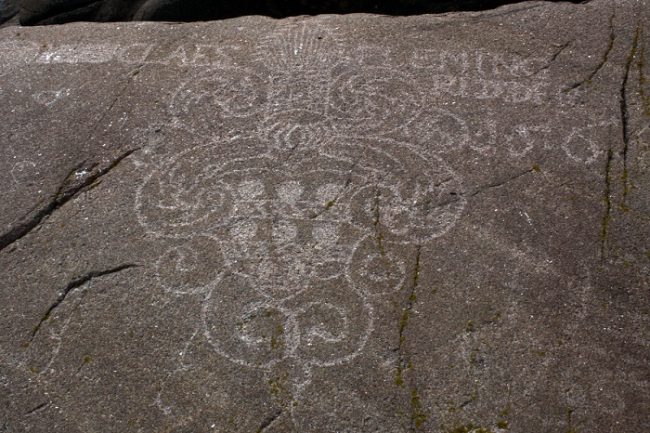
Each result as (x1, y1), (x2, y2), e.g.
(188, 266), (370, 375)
(308, 161), (356, 220)
(24, 402), (49, 416)
(394, 248), (420, 388)
(568, 9), (616, 90)
(639, 38), (650, 117)
(394, 246), (428, 431)
(255, 408), (283, 433)
(466, 166), (535, 197)
(533, 40), (572, 76)
(29, 263), (139, 341)
(600, 146), (613, 260)
(619, 24), (640, 211)
(372, 184), (386, 256)
(20, 0), (586, 26)
(0, 148), (138, 253)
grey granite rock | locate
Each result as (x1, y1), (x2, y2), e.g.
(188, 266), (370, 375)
(1, 1), (649, 432)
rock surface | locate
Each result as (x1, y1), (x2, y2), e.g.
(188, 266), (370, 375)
(1, 1), (649, 432)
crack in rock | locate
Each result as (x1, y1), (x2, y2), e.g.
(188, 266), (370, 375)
(0, 148), (139, 253)
(600, 146), (614, 260)
(467, 167), (536, 198)
(568, 9), (615, 90)
(255, 408), (283, 433)
(619, 24), (640, 210)
(29, 263), (139, 341)
(394, 246), (428, 431)
(24, 402), (49, 417)
(372, 184), (386, 256)
(533, 40), (572, 76)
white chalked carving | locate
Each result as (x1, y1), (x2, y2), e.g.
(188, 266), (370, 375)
(38, 44), (122, 64)
(327, 65), (423, 132)
(128, 24), (617, 430)
(33, 42), (233, 66)
(347, 236), (407, 296)
(169, 67), (268, 122)
(505, 124), (549, 157)
(138, 23), (471, 409)
(406, 107), (471, 148)
(10, 160), (38, 184)
(0, 40), (41, 72)
(202, 273), (372, 370)
(259, 109), (331, 152)
(343, 138), (466, 244)
(257, 22), (342, 73)
(135, 143), (236, 238)
(256, 23), (341, 113)
(410, 49), (549, 104)
(32, 89), (70, 107)
(154, 236), (224, 295)
(137, 133), (465, 395)
(411, 50), (470, 75)
(562, 121), (616, 165)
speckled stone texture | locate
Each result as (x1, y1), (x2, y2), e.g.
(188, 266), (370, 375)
(1, 1), (649, 432)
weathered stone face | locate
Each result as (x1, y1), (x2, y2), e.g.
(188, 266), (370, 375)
(1, 1), (649, 432)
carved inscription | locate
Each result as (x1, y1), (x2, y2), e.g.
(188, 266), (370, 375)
(131, 25), (474, 425)
(125, 23), (622, 428)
